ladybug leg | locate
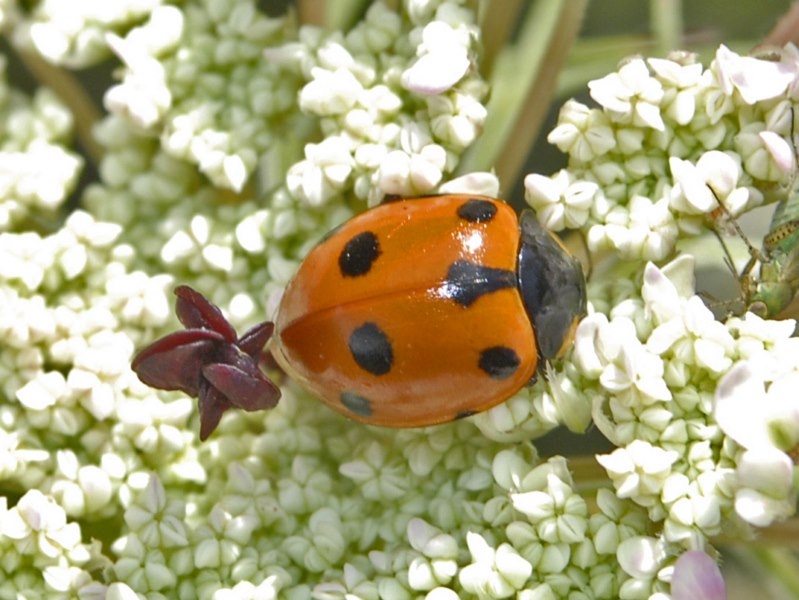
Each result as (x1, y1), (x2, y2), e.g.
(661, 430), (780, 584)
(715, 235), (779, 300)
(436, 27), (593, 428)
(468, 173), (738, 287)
(525, 371), (539, 387)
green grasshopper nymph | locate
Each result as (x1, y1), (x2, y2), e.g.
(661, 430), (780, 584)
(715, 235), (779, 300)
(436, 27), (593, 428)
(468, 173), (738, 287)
(707, 98), (799, 319)
(709, 152), (799, 319)
(737, 194), (799, 318)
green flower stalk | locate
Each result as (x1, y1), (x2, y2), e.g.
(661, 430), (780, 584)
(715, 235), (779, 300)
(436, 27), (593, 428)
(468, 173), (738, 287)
(2, 0), (799, 598)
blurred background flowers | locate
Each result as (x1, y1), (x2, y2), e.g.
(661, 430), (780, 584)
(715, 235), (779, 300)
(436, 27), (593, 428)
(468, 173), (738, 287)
(1, 0), (799, 598)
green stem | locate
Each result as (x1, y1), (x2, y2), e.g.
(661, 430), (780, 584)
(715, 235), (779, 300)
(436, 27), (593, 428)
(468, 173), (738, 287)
(726, 519), (799, 550)
(478, 0), (525, 78)
(745, 547), (799, 595)
(650, 0), (683, 54)
(459, 0), (588, 191)
(326, 0), (377, 31)
(14, 48), (104, 167)
(297, 0), (327, 26)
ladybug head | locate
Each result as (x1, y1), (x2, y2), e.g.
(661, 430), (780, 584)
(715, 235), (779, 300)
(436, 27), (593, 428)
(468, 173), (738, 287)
(517, 210), (587, 362)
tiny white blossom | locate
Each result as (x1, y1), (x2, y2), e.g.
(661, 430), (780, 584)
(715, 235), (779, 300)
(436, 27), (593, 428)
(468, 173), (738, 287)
(0, 430), (49, 480)
(587, 196), (678, 261)
(459, 532), (533, 598)
(669, 150), (750, 215)
(547, 365), (592, 433)
(0, 140), (83, 219)
(547, 100), (616, 162)
(215, 576), (285, 600)
(616, 535), (667, 580)
(758, 129), (795, 175)
(737, 448), (793, 500)
(727, 312), (796, 358)
(374, 143), (446, 198)
(26, 0), (163, 68)
(16, 370), (67, 412)
(401, 21), (470, 95)
(576, 314), (671, 410)
(473, 389), (562, 441)
(713, 44), (798, 104)
(588, 58), (665, 130)
(2, 489), (85, 559)
(643, 262), (734, 374)
(407, 518), (458, 590)
(439, 172), (499, 197)
(300, 67), (364, 116)
(647, 57), (704, 125)
(736, 122), (795, 182)
(287, 136), (356, 206)
(625, 195), (679, 260)
(425, 588), (460, 600)
(50, 450), (113, 517)
(597, 440), (679, 505)
(105, 582), (142, 600)
(104, 33), (172, 130)
(429, 90), (488, 149)
(525, 169), (596, 230)
(714, 360), (799, 525)
(316, 40), (356, 71)
(511, 472), (589, 544)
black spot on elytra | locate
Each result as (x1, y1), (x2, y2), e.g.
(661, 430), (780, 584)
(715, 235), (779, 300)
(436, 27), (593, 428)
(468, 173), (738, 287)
(441, 260), (516, 307)
(348, 322), (393, 375)
(340, 391), (374, 417)
(339, 231), (380, 277)
(478, 346), (520, 379)
(457, 198), (497, 223)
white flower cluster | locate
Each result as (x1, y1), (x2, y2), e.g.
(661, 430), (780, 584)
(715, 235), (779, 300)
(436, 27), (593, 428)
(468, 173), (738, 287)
(4, 0), (799, 596)
(75, 404), (659, 599)
(569, 253), (799, 593)
(82, 113), (343, 328)
(714, 332), (799, 527)
(0, 57), (82, 232)
(84, 0), (489, 325)
(16, 0), (163, 68)
(470, 359), (593, 444)
(104, 0), (301, 191)
(0, 210), (204, 527)
(526, 46), (799, 261)
(0, 489), (104, 597)
(284, 0), (488, 206)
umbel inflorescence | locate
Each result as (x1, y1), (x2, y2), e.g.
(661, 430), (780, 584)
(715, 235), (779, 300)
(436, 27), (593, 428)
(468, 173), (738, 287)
(0, 1), (798, 598)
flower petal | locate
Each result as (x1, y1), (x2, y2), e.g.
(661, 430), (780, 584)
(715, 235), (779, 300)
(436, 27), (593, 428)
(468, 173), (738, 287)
(737, 447), (793, 497)
(174, 286), (237, 341)
(401, 51), (469, 96)
(715, 44), (797, 104)
(238, 321), (275, 358)
(671, 550), (726, 600)
(197, 381), (230, 441)
(132, 329), (224, 395)
(714, 361), (771, 450)
(202, 362), (281, 412)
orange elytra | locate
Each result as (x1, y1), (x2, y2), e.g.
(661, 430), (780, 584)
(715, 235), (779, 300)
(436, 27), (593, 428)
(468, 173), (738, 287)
(270, 194), (587, 427)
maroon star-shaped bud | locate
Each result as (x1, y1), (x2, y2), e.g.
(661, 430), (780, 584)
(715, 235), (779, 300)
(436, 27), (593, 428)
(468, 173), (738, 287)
(132, 286), (281, 440)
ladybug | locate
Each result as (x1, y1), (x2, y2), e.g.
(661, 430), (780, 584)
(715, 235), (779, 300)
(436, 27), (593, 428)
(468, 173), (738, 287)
(270, 194), (587, 427)
(132, 194), (587, 437)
